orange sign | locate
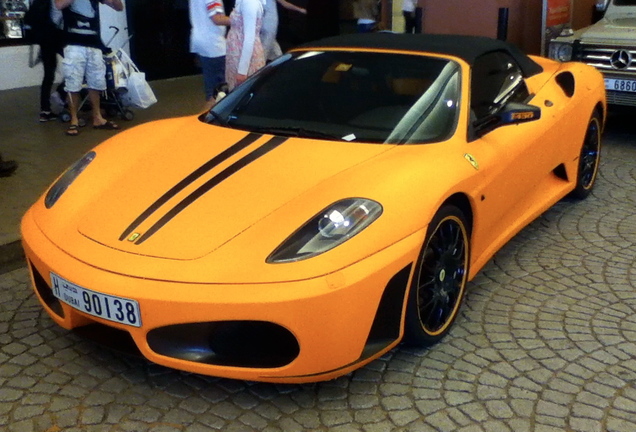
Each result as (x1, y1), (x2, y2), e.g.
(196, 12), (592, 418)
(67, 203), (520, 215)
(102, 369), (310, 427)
(546, 0), (571, 27)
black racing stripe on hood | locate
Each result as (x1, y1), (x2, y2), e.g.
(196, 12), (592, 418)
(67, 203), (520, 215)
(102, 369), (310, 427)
(119, 132), (261, 242)
(134, 135), (289, 245)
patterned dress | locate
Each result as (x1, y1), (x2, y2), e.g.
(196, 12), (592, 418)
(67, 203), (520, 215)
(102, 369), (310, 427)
(225, 0), (266, 90)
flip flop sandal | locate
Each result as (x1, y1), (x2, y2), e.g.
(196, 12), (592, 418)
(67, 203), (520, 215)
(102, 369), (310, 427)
(93, 120), (120, 130)
(66, 124), (80, 136)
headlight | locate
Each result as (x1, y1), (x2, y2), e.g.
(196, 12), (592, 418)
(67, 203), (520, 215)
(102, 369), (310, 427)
(549, 42), (573, 62)
(267, 198), (383, 263)
(45, 151), (96, 208)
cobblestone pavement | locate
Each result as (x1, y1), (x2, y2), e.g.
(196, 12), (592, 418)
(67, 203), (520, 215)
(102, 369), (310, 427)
(1, 117), (636, 432)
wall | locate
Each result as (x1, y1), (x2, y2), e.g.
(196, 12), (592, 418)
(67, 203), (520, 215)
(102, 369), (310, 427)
(421, 0), (501, 39)
(0, 45), (52, 91)
(100, 2), (130, 53)
(0, 1), (129, 91)
(416, 0), (593, 55)
(513, 0), (543, 55)
(418, 0), (543, 54)
(572, 0), (596, 30)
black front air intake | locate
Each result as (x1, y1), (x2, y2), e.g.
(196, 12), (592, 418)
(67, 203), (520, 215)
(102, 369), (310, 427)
(29, 262), (64, 318)
(147, 321), (300, 368)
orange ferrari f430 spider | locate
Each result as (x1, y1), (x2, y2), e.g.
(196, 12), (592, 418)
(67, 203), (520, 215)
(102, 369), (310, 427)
(22, 34), (606, 383)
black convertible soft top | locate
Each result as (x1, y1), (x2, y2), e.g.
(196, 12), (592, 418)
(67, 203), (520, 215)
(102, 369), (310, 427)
(299, 33), (543, 78)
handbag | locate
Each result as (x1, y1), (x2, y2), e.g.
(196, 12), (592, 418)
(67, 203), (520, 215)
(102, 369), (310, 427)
(124, 67), (157, 109)
(117, 50), (157, 109)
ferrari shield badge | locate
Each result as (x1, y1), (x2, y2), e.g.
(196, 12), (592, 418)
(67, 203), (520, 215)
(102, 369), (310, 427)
(127, 232), (141, 242)
(464, 153), (479, 170)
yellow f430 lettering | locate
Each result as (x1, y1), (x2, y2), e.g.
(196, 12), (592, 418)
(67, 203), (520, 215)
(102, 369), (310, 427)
(512, 112), (535, 120)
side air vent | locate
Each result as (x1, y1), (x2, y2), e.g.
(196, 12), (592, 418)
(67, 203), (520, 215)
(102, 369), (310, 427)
(360, 264), (413, 360)
(556, 72), (575, 97)
(553, 163), (569, 182)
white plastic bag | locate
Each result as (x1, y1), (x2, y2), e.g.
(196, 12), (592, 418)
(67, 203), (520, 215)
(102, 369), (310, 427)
(116, 49), (157, 109)
(124, 68), (157, 109)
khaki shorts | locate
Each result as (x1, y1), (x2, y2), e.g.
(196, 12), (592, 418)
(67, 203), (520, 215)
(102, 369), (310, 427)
(62, 45), (107, 93)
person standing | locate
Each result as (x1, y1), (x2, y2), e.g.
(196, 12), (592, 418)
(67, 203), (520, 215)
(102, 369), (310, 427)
(55, 0), (123, 136)
(402, 0), (417, 34)
(25, 0), (65, 122)
(353, 0), (378, 33)
(225, 0), (266, 90)
(260, 0), (306, 62)
(189, 0), (230, 110)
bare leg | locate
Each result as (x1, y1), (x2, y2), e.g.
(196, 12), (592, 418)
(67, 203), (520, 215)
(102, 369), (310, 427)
(88, 89), (120, 130)
(89, 89), (119, 129)
(65, 92), (81, 136)
(67, 92), (81, 126)
(88, 89), (106, 127)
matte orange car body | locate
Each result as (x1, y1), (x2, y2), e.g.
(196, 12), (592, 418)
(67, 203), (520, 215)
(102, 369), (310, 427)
(21, 36), (606, 382)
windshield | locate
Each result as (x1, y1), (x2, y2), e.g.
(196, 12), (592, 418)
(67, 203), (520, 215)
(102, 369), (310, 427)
(204, 51), (461, 144)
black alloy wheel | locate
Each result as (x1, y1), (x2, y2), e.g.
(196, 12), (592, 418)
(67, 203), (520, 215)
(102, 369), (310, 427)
(404, 205), (470, 346)
(571, 111), (602, 199)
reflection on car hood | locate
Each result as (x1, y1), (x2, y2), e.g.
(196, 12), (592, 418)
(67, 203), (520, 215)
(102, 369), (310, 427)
(77, 119), (392, 260)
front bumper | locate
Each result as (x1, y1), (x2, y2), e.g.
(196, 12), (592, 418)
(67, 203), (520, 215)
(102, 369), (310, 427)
(22, 210), (423, 383)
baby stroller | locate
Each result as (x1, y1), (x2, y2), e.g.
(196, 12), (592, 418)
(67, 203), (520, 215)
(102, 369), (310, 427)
(102, 46), (136, 121)
(60, 28), (154, 123)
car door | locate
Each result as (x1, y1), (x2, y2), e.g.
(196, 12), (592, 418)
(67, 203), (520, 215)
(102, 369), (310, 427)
(466, 51), (564, 257)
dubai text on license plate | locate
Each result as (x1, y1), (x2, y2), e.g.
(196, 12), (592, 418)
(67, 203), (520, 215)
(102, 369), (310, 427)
(50, 273), (142, 327)
(605, 78), (636, 93)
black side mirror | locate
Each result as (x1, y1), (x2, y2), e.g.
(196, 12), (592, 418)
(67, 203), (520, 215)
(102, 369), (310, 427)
(473, 102), (541, 138)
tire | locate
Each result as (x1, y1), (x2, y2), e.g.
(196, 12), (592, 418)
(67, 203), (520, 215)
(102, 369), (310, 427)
(122, 109), (134, 121)
(59, 111), (71, 123)
(105, 106), (118, 118)
(403, 205), (470, 347)
(570, 111), (602, 200)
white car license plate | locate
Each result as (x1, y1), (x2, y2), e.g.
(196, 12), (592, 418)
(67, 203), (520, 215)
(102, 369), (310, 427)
(50, 273), (142, 327)
(605, 78), (636, 93)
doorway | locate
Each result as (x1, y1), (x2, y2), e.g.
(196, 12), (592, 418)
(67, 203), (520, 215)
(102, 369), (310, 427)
(126, 0), (197, 81)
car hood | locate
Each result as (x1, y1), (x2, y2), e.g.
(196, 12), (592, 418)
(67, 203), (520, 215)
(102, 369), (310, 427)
(32, 116), (475, 283)
(578, 16), (636, 43)
(73, 118), (393, 261)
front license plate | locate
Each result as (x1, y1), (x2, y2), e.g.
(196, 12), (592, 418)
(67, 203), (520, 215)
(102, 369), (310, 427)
(50, 273), (142, 327)
(605, 78), (636, 92)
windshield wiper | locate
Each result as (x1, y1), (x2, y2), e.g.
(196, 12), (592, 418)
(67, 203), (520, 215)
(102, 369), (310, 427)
(248, 126), (342, 140)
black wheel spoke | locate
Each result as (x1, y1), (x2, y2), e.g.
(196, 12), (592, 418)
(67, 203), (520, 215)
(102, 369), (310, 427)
(419, 276), (436, 290)
(446, 279), (463, 297)
(570, 113), (602, 200)
(416, 216), (468, 335)
(580, 120), (600, 188)
(425, 299), (444, 329)
(419, 295), (436, 313)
